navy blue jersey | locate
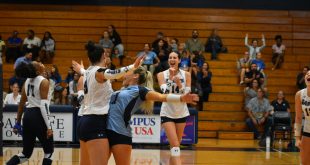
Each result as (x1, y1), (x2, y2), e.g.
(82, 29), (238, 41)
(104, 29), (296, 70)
(107, 85), (150, 137)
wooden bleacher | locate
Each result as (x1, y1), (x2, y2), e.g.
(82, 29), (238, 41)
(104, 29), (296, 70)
(1, 4), (309, 139)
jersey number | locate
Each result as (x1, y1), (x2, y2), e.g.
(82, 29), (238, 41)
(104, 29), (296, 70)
(84, 79), (88, 94)
(27, 84), (35, 97)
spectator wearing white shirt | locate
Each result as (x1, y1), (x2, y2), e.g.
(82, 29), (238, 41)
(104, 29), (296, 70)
(271, 35), (286, 70)
(4, 83), (21, 105)
(23, 29), (41, 61)
(245, 33), (266, 60)
(40, 31), (55, 64)
(68, 72), (80, 106)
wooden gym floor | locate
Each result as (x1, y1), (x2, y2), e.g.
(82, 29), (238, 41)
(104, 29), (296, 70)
(0, 139), (301, 165)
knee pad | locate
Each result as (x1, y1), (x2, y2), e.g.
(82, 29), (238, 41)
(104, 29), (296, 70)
(170, 147), (180, 157)
(42, 158), (52, 165)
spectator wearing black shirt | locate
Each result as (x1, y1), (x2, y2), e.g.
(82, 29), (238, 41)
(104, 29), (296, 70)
(296, 66), (309, 90)
(153, 39), (170, 74)
(244, 63), (265, 87)
(271, 90), (290, 112)
(151, 32), (169, 50)
(205, 29), (224, 60)
(108, 25), (124, 65)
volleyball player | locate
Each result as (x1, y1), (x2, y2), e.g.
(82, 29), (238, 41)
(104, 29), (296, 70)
(295, 70), (310, 165)
(6, 62), (54, 165)
(157, 52), (192, 164)
(74, 41), (144, 165)
(106, 66), (199, 165)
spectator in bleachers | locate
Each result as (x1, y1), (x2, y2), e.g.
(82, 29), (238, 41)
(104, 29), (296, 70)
(151, 32), (168, 50)
(64, 67), (74, 84)
(271, 35), (286, 70)
(190, 63), (202, 105)
(192, 51), (205, 68)
(8, 74), (25, 93)
(54, 87), (69, 105)
(5, 31), (22, 63)
(137, 43), (160, 75)
(271, 90), (290, 113)
(238, 51), (251, 85)
(245, 33), (266, 60)
(14, 51), (32, 69)
(244, 63), (265, 87)
(153, 39), (170, 74)
(50, 64), (62, 85)
(105, 56), (116, 70)
(198, 62), (212, 105)
(99, 31), (114, 49)
(251, 53), (266, 86)
(68, 72), (80, 106)
(244, 79), (260, 107)
(205, 28), (225, 60)
(167, 37), (178, 52)
(296, 66), (310, 90)
(22, 29), (41, 61)
(108, 25), (124, 65)
(3, 83), (21, 105)
(0, 34), (6, 64)
(185, 30), (205, 56)
(246, 87), (272, 139)
(39, 31), (55, 64)
(180, 44), (191, 72)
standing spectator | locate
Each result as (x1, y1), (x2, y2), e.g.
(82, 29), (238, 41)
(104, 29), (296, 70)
(205, 29), (224, 60)
(153, 39), (170, 74)
(64, 67), (74, 84)
(0, 35), (6, 64)
(40, 31), (55, 64)
(108, 25), (124, 65)
(99, 31), (114, 49)
(296, 66), (310, 90)
(137, 43), (160, 75)
(271, 35), (286, 70)
(198, 62), (212, 107)
(22, 29), (41, 61)
(238, 52), (251, 84)
(185, 30), (205, 55)
(14, 52), (32, 69)
(246, 88), (273, 139)
(244, 79), (260, 107)
(271, 90), (290, 112)
(152, 32), (169, 50)
(245, 33), (266, 60)
(244, 63), (265, 87)
(6, 31), (22, 63)
(4, 83), (21, 105)
(68, 72), (80, 106)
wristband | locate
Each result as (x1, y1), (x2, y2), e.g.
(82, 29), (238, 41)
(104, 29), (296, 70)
(80, 68), (86, 76)
(166, 94), (181, 102)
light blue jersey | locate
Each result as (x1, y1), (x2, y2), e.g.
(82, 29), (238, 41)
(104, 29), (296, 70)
(107, 85), (150, 137)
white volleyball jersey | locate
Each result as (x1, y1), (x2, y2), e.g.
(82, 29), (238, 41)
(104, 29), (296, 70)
(82, 66), (113, 115)
(25, 75), (46, 108)
(301, 89), (310, 133)
(160, 69), (189, 118)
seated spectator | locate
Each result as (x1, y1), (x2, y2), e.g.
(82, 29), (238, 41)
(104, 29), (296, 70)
(99, 31), (114, 49)
(179, 44), (191, 72)
(190, 64), (202, 100)
(205, 28), (226, 60)
(192, 51), (205, 68)
(185, 30), (205, 56)
(151, 31), (169, 50)
(22, 29), (41, 61)
(251, 53), (266, 86)
(9, 74), (25, 93)
(245, 33), (266, 60)
(54, 87), (68, 105)
(244, 79), (260, 107)
(167, 37), (178, 52)
(6, 31), (23, 63)
(39, 31), (55, 63)
(14, 52), (32, 69)
(244, 63), (265, 87)
(153, 39), (170, 74)
(137, 43), (160, 75)
(246, 87), (273, 139)
(238, 51), (251, 84)
(105, 56), (116, 70)
(271, 90), (290, 112)
(68, 72), (80, 106)
(271, 35), (286, 70)
(4, 83), (21, 105)
(50, 64), (62, 85)
(0, 34), (6, 64)
(296, 66), (310, 90)
(64, 67), (74, 84)
(197, 62), (212, 106)
(108, 25), (124, 65)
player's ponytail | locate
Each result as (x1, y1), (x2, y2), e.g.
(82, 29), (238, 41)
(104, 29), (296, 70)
(134, 67), (154, 114)
(15, 62), (37, 78)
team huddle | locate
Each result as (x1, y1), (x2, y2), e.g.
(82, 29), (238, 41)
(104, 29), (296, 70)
(6, 41), (199, 165)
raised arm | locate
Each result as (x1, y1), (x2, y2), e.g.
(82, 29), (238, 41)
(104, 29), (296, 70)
(260, 34), (266, 50)
(245, 33), (250, 48)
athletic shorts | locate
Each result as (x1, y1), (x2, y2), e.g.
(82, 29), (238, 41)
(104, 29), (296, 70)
(161, 116), (188, 124)
(303, 132), (310, 137)
(77, 115), (108, 142)
(107, 129), (132, 147)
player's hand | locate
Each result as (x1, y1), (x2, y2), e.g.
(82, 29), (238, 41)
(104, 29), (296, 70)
(13, 123), (23, 136)
(72, 60), (83, 74)
(47, 129), (53, 138)
(133, 55), (145, 68)
(180, 93), (199, 105)
(295, 138), (302, 149)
